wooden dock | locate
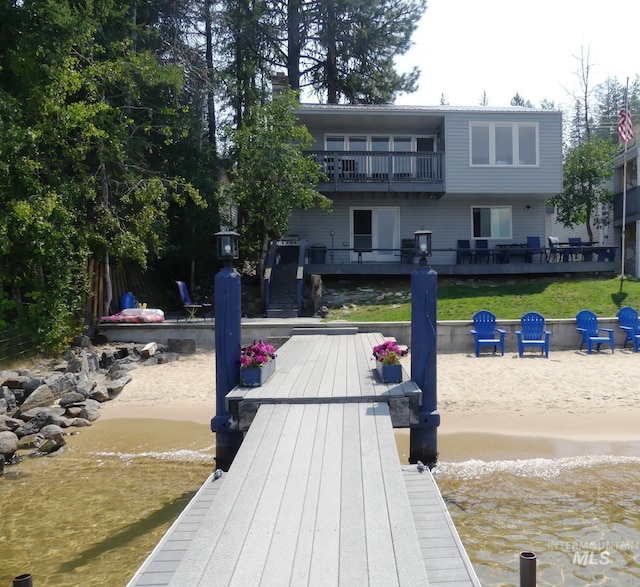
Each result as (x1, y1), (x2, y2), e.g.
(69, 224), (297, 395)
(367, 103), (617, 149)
(127, 333), (480, 586)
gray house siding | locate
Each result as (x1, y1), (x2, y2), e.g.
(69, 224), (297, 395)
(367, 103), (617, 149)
(288, 195), (547, 266)
(443, 110), (563, 195)
(286, 105), (560, 270)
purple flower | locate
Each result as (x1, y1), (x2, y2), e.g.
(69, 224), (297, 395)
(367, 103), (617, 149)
(372, 340), (409, 365)
(239, 339), (277, 368)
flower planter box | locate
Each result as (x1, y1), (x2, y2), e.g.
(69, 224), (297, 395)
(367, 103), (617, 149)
(240, 358), (276, 387)
(375, 361), (402, 383)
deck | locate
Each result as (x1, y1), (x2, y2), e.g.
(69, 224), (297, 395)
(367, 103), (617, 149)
(127, 333), (480, 586)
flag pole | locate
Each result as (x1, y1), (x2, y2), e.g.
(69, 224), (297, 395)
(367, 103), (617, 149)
(621, 140), (628, 279)
(620, 77), (630, 280)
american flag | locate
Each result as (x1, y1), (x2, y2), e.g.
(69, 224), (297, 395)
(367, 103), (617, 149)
(618, 90), (634, 144)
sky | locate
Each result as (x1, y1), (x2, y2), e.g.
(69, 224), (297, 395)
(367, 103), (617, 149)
(394, 0), (640, 110)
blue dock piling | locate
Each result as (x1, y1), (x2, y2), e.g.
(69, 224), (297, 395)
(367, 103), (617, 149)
(409, 260), (440, 466)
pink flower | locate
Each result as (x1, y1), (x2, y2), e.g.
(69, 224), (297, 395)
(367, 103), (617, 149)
(372, 340), (409, 365)
(239, 340), (277, 368)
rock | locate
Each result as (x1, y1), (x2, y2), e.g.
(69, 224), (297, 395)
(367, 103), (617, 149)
(157, 353), (179, 364)
(0, 398), (6, 415)
(85, 398), (101, 411)
(44, 372), (77, 399)
(72, 335), (91, 348)
(2, 375), (29, 389)
(68, 417), (92, 428)
(23, 377), (45, 395)
(79, 406), (100, 422)
(66, 353), (89, 374)
(20, 384), (55, 412)
(2, 387), (17, 415)
(168, 338), (196, 354)
(36, 436), (66, 454)
(141, 342), (158, 358)
(89, 386), (110, 403)
(20, 406), (65, 421)
(106, 375), (132, 398)
(40, 424), (65, 442)
(14, 411), (50, 438)
(59, 392), (86, 408)
(0, 415), (23, 432)
(0, 430), (19, 457)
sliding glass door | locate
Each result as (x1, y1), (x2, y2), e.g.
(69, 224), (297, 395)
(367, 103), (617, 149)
(351, 208), (399, 262)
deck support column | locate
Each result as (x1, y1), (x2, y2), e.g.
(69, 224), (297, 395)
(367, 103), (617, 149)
(409, 261), (440, 467)
(211, 266), (243, 470)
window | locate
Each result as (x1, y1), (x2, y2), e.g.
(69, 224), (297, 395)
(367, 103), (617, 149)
(470, 123), (538, 166)
(472, 206), (511, 239)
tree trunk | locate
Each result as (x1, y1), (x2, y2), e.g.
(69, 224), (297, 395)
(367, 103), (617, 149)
(324, 3), (338, 103)
(98, 155), (113, 315)
(204, 0), (218, 152)
(287, 0), (302, 91)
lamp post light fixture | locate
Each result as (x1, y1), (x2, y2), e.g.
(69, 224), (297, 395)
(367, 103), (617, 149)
(414, 229), (432, 264)
(215, 230), (240, 265)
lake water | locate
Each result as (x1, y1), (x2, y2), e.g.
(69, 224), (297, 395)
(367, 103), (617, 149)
(2, 420), (640, 587)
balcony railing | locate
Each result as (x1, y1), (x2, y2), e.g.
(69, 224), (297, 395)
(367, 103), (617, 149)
(306, 151), (444, 184)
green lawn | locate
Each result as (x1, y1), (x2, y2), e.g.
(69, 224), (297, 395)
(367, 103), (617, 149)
(328, 276), (640, 321)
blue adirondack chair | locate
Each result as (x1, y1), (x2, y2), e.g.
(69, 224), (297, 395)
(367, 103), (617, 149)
(470, 310), (506, 356)
(576, 310), (614, 354)
(617, 306), (640, 351)
(515, 312), (551, 357)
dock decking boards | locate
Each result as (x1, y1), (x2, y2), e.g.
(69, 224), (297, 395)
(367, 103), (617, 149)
(128, 333), (480, 587)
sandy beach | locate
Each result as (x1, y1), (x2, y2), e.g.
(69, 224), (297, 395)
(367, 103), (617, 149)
(99, 346), (640, 442)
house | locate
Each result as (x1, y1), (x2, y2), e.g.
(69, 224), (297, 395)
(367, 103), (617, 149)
(264, 104), (616, 316)
(612, 138), (639, 276)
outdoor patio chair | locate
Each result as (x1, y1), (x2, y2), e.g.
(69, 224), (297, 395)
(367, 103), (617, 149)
(617, 306), (640, 351)
(474, 239), (493, 264)
(515, 311), (551, 357)
(576, 309), (614, 353)
(175, 280), (212, 321)
(567, 237), (583, 261)
(526, 236), (545, 263)
(470, 310), (506, 356)
(456, 240), (473, 264)
(547, 236), (561, 262)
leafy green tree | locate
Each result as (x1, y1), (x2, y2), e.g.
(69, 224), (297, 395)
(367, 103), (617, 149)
(549, 138), (617, 243)
(307, 0), (425, 104)
(0, 0), (205, 349)
(230, 90), (331, 261)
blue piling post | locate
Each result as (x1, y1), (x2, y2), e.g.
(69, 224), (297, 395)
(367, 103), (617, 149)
(409, 260), (440, 467)
(210, 265), (244, 470)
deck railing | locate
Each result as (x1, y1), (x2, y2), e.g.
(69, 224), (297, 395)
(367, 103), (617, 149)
(306, 150), (444, 184)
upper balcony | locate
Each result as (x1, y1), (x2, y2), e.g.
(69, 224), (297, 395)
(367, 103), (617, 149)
(306, 150), (445, 196)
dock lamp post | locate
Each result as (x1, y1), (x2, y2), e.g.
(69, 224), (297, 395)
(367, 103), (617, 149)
(409, 229), (440, 467)
(211, 230), (244, 470)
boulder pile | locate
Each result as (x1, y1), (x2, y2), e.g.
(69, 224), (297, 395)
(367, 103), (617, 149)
(0, 338), (182, 473)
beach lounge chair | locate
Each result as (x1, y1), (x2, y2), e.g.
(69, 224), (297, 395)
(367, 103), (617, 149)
(617, 306), (640, 351)
(470, 310), (505, 356)
(576, 309), (614, 353)
(515, 312), (551, 357)
(175, 280), (212, 321)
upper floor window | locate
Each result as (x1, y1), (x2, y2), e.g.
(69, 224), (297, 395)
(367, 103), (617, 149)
(470, 123), (538, 167)
(325, 135), (436, 152)
(472, 206), (512, 239)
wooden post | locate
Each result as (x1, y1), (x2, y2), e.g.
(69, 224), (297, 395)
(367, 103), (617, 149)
(211, 266), (243, 470)
(409, 260), (440, 467)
